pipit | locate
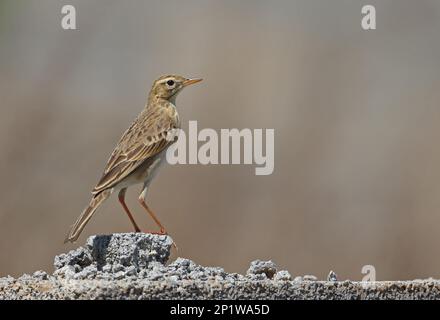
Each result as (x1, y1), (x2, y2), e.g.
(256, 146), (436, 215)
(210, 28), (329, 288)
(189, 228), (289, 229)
(64, 75), (202, 243)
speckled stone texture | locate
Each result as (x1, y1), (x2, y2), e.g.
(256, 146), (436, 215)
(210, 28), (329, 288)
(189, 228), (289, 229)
(53, 233), (173, 280)
(1, 233), (440, 300)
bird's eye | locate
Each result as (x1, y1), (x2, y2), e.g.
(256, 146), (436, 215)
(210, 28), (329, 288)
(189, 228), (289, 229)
(166, 80), (175, 87)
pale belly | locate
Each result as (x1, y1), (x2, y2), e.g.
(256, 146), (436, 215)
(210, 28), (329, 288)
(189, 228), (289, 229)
(112, 150), (168, 191)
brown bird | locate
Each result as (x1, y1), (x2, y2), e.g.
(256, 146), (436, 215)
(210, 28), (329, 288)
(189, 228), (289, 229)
(64, 75), (202, 243)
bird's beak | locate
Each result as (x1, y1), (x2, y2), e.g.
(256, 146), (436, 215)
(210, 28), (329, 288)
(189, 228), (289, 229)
(183, 78), (203, 87)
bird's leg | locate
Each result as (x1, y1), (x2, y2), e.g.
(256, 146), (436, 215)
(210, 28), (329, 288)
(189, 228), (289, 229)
(139, 200), (167, 234)
(118, 188), (141, 232)
(139, 185), (178, 250)
(138, 187), (167, 235)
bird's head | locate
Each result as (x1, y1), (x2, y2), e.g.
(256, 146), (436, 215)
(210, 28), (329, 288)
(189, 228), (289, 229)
(148, 75), (202, 103)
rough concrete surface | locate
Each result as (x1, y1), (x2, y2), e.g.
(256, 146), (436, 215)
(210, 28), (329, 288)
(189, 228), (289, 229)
(1, 233), (440, 300)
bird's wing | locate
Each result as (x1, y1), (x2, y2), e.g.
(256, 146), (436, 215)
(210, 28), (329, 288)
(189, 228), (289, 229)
(92, 107), (178, 195)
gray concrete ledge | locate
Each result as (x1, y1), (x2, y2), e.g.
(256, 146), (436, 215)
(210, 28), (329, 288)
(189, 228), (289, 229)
(0, 233), (439, 300)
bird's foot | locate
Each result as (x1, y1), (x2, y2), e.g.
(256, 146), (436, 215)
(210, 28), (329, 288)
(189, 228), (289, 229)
(143, 229), (167, 236)
(137, 229), (178, 250)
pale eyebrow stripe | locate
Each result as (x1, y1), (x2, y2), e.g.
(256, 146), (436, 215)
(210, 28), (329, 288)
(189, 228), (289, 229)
(159, 78), (174, 84)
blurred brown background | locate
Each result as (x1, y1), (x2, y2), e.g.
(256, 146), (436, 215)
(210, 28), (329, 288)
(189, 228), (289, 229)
(1, 0), (440, 280)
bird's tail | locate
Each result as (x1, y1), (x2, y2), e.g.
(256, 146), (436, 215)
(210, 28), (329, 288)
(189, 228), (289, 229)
(64, 189), (112, 243)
